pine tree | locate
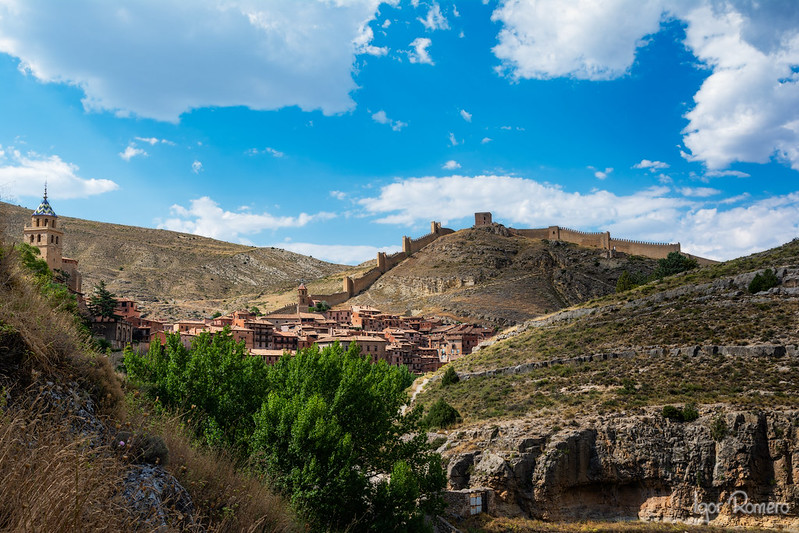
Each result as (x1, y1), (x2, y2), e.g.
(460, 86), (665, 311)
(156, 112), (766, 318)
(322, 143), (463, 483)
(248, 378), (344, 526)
(89, 280), (118, 318)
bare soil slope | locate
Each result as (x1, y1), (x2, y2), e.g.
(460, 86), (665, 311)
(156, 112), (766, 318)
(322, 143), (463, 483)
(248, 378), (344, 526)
(349, 224), (657, 326)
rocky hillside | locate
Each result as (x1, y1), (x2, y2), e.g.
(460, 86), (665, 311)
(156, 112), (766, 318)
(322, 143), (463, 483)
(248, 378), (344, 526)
(416, 239), (799, 529)
(350, 224), (658, 327)
(1, 201), (349, 320)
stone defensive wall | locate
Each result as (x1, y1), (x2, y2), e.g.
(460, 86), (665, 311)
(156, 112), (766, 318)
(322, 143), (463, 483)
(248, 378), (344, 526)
(504, 222), (693, 262)
(298, 220), (456, 305)
(608, 237), (680, 259)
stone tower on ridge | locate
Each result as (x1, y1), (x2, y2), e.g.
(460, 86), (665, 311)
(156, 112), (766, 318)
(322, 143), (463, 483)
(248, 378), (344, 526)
(22, 187), (82, 295)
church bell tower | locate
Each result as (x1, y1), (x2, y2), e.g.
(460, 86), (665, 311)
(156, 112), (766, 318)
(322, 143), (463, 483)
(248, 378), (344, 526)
(22, 185), (64, 273)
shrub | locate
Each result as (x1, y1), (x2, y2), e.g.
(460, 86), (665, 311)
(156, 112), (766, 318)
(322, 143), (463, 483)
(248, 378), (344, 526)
(749, 268), (779, 294)
(682, 403), (700, 422)
(662, 405), (684, 421)
(423, 398), (462, 429)
(441, 365), (460, 387)
(710, 415), (728, 441)
(653, 252), (698, 279)
(662, 404), (699, 422)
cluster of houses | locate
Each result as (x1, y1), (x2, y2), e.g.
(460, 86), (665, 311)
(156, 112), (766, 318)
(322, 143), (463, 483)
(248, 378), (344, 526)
(100, 284), (494, 374)
(22, 189), (493, 374)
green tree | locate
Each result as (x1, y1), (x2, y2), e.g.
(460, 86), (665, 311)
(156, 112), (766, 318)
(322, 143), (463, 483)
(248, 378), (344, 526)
(88, 280), (119, 318)
(14, 242), (51, 282)
(749, 268), (779, 293)
(441, 365), (459, 387)
(250, 342), (445, 531)
(653, 252), (698, 279)
(311, 301), (330, 313)
(422, 398), (461, 429)
(249, 306), (261, 316)
(616, 271), (635, 293)
(124, 328), (270, 450)
(14, 243), (78, 316)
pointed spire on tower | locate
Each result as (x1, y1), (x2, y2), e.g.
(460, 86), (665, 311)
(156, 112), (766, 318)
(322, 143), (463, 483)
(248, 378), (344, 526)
(44, 180), (48, 201)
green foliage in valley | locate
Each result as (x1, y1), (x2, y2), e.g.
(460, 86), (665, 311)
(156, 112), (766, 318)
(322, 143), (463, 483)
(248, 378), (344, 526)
(125, 335), (445, 531)
(88, 280), (119, 319)
(14, 242), (79, 316)
(422, 398), (462, 429)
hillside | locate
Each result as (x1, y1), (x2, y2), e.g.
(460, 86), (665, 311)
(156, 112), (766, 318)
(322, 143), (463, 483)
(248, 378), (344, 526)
(1, 201), (349, 320)
(414, 238), (799, 529)
(349, 224), (658, 326)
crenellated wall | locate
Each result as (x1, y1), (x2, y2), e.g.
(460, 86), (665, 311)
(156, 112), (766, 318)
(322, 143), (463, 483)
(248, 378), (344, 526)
(311, 291), (349, 307)
(609, 237), (680, 259)
(510, 228), (549, 240)
(558, 227), (610, 249)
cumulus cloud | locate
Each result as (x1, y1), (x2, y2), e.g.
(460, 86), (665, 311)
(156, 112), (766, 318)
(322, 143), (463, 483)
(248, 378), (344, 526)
(408, 37), (434, 64)
(354, 24), (388, 56)
(0, 147), (118, 199)
(330, 190), (347, 200)
(276, 242), (402, 265)
(459, 109), (472, 122)
(419, 3), (449, 31)
(158, 196), (336, 242)
(191, 160), (203, 174)
(481, 137), (493, 144)
(357, 174), (799, 260)
(490, 0), (799, 172)
(634, 159), (670, 171)
(119, 144), (147, 161)
(448, 132), (459, 146)
(590, 166), (613, 180)
(491, 0), (665, 80)
(371, 110), (407, 131)
(442, 160), (461, 170)
(0, 0), (390, 122)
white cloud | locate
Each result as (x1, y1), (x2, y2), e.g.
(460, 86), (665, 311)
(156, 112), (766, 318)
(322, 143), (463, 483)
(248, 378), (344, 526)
(275, 242), (402, 265)
(679, 3), (799, 170)
(247, 147), (285, 157)
(357, 174), (799, 260)
(0, 0), (391, 122)
(591, 167), (613, 180)
(679, 187), (721, 197)
(330, 190), (347, 200)
(119, 144), (147, 161)
(354, 24), (388, 56)
(382, 19), (391, 29)
(448, 132), (459, 146)
(443, 160), (461, 170)
(408, 37), (434, 65)
(0, 148), (118, 199)
(633, 159), (670, 171)
(419, 3), (449, 31)
(459, 109), (472, 122)
(704, 169), (751, 178)
(371, 110), (407, 131)
(191, 160), (203, 174)
(481, 137), (493, 144)
(491, 0), (666, 80)
(490, 0), (799, 172)
(158, 196), (336, 242)
(135, 136), (173, 146)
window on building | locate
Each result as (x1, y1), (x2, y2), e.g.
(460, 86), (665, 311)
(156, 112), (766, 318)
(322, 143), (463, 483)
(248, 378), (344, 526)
(44, 219), (48, 227)
(35, 219), (39, 227)
(29, 235), (34, 243)
(37, 234), (41, 243)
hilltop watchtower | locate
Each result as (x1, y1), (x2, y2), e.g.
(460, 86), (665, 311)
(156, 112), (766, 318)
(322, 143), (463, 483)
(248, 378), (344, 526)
(22, 187), (82, 295)
(474, 212), (492, 227)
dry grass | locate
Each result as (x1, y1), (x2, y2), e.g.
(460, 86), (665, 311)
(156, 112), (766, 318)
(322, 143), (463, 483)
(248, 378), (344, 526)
(0, 241), (302, 532)
(130, 407), (301, 533)
(0, 393), (135, 531)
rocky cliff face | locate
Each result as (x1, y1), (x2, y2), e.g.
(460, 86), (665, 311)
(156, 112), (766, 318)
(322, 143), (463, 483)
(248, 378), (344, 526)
(439, 410), (799, 528)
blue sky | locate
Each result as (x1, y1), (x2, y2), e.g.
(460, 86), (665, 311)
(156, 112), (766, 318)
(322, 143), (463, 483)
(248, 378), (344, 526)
(0, 0), (798, 264)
